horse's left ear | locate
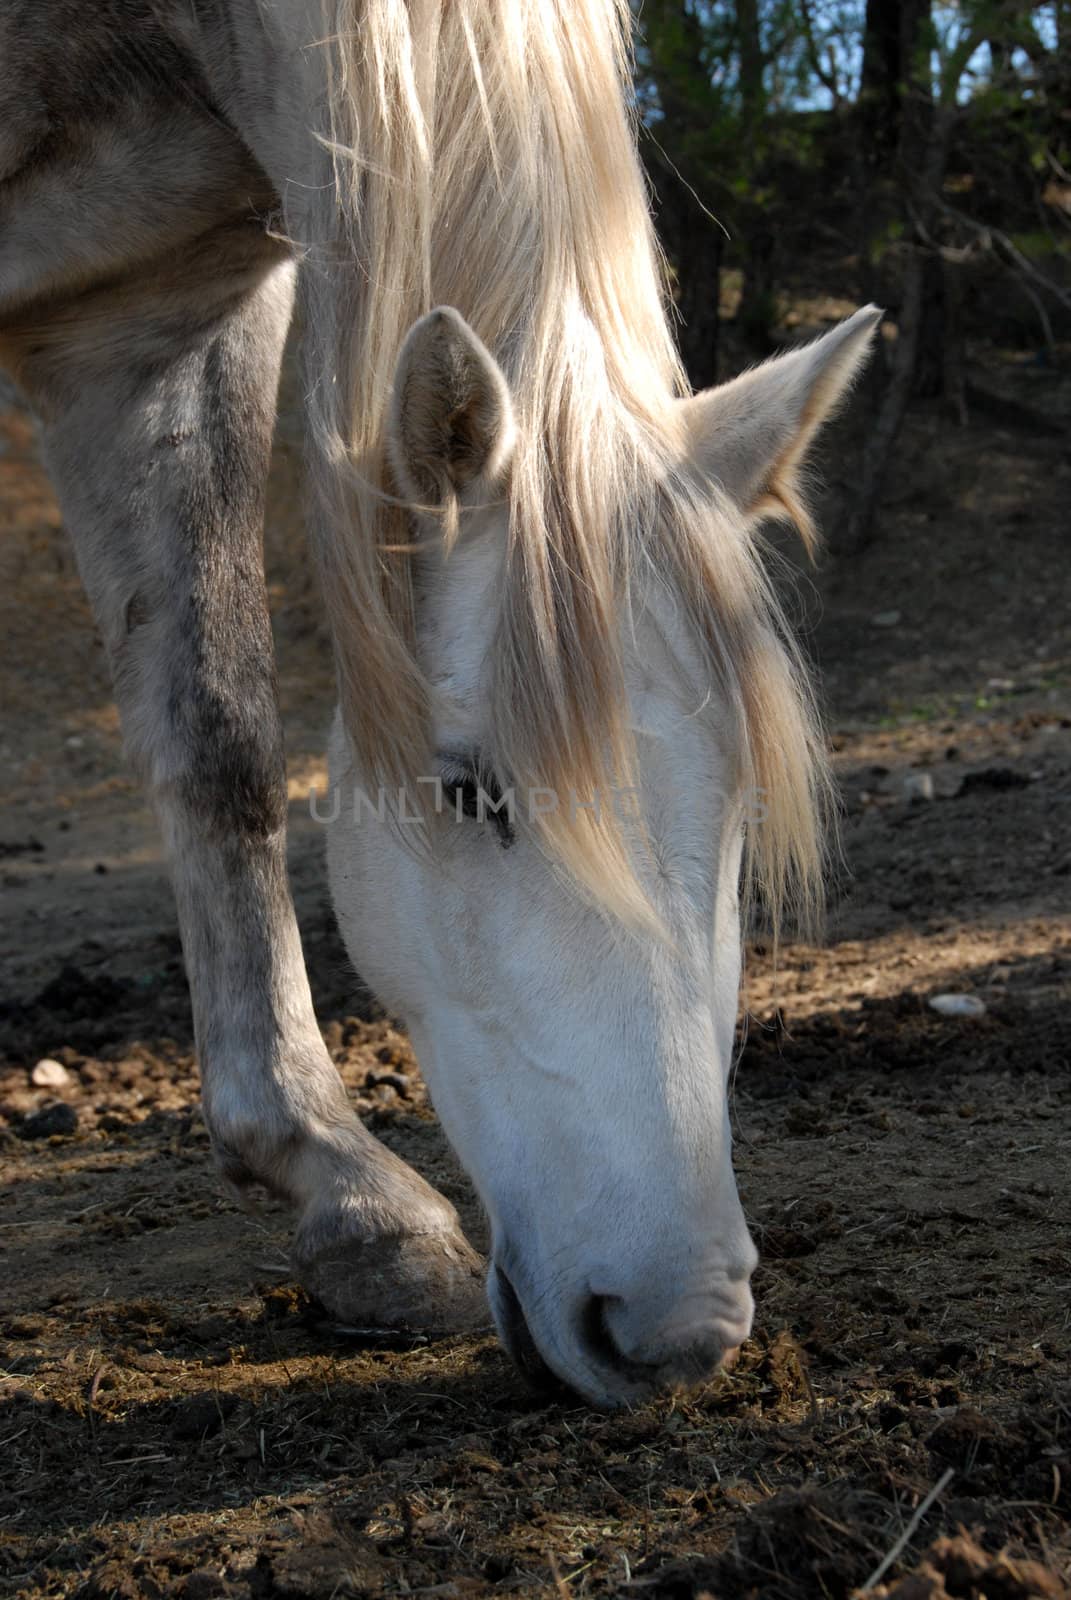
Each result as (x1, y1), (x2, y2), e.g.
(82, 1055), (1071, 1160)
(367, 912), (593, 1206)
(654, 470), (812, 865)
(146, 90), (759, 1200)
(388, 306), (516, 507)
(678, 306), (882, 538)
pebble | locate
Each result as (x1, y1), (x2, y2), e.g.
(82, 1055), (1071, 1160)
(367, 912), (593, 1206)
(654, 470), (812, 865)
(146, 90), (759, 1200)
(929, 993), (987, 1019)
(18, 1101), (79, 1139)
(31, 1058), (70, 1089)
(903, 772), (935, 803)
(957, 765), (1030, 795)
(169, 1392), (237, 1440)
(181, 1572), (230, 1600)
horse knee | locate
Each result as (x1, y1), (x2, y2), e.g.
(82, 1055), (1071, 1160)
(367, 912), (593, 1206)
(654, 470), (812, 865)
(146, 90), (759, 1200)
(114, 596), (287, 838)
(174, 688), (287, 838)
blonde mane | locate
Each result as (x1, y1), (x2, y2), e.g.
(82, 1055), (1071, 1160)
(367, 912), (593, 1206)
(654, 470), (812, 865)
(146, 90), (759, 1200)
(299, 0), (828, 936)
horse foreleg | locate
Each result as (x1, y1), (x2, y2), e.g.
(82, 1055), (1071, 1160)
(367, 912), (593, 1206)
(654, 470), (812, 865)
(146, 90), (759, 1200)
(14, 253), (484, 1331)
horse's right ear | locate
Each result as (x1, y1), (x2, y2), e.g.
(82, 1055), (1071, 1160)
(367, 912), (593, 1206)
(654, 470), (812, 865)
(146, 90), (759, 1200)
(678, 306), (881, 542)
(388, 306), (515, 508)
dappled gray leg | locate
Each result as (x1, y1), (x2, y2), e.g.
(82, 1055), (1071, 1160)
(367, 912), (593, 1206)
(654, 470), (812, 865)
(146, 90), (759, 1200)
(10, 254), (483, 1330)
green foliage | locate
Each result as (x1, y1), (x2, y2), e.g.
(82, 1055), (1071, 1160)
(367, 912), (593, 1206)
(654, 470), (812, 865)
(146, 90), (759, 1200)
(633, 0), (1067, 365)
(635, 0), (1064, 166)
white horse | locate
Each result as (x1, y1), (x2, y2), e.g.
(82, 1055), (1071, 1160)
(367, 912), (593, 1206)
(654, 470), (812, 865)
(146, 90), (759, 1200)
(0, 0), (876, 1406)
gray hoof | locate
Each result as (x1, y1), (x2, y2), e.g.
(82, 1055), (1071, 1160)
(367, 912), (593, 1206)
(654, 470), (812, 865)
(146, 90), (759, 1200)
(295, 1226), (488, 1333)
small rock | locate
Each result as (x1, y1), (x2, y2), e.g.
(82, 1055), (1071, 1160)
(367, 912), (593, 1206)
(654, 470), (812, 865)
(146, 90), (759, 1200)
(169, 1391), (237, 1440)
(18, 1101), (79, 1139)
(929, 994), (986, 1019)
(31, 1058), (70, 1089)
(903, 772), (935, 803)
(181, 1571), (232, 1600)
(957, 766), (1030, 796)
(871, 609), (901, 627)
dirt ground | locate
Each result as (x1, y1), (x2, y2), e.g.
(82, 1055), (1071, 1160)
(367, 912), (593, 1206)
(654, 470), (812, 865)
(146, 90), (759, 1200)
(1, 325), (1069, 1600)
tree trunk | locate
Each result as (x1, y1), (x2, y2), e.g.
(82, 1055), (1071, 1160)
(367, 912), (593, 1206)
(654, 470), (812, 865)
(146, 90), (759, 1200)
(942, 258), (968, 427)
(637, 0), (725, 387)
(845, 250), (924, 550)
(859, 0), (928, 169)
(855, 0), (929, 325)
(847, 3), (972, 548)
(651, 171), (723, 389)
(859, 0), (902, 166)
(736, 0), (764, 138)
(674, 224), (723, 390)
(913, 251), (946, 398)
(897, 2), (955, 407)
(738, 222), (777, 355)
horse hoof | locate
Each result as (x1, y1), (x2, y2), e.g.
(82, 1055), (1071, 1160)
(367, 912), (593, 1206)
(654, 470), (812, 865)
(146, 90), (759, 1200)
(295, 1225), (488, 1333)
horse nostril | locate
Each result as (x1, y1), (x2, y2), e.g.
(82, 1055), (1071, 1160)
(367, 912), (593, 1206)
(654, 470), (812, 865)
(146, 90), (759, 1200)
(580, 1292), (739, 1392)
(579, 1293), (629, 1373)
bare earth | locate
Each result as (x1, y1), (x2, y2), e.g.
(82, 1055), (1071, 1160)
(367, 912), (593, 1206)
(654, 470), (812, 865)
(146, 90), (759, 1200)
(1, 335), (1069, 1600)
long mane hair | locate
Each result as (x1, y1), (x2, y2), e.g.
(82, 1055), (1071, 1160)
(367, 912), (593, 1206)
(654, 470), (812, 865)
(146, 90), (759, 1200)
(298, 0), (828, 935)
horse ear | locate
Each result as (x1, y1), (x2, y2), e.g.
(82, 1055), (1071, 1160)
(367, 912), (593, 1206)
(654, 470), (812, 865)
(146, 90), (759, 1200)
(388, 306), (515, 506)
(678, 306), (882, 538)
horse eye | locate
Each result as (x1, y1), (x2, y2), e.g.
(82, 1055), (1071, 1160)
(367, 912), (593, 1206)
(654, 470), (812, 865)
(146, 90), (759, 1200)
(439, 759), (514, 846)
(454, 771), (484, 820)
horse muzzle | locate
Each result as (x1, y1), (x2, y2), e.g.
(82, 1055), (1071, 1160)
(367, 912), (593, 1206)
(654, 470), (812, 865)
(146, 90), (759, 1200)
(488, 1252), (754, 1408)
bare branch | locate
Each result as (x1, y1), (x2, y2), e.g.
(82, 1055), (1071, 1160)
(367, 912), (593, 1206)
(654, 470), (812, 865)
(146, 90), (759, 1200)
(939, 20), (989, 106)
(797, 0), (841, 105)
(935, 198), (1071, 317)
(861, 1470), (955, 1593)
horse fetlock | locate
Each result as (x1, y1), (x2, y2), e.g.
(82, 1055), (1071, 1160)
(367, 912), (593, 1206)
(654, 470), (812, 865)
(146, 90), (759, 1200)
(207, 1087), (486, 1329)
(201, 1093), (301, 1200)
(289, 1120), (487, 1330)
(211, 1135), (265, 1196)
